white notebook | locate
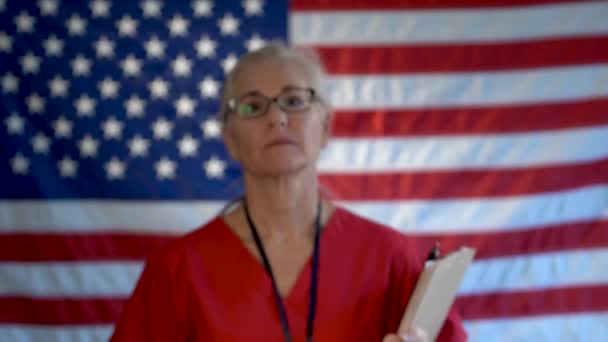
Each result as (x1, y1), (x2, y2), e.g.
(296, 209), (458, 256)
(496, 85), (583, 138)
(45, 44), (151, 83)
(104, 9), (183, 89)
(398, 247), (475, 341)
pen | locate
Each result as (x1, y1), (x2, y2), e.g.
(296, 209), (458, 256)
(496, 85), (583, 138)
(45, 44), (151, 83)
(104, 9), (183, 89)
(426, 241), (440, 261)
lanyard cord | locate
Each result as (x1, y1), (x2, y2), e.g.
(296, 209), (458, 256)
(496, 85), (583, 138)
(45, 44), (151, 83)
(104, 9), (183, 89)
(243, 199), (321, 342)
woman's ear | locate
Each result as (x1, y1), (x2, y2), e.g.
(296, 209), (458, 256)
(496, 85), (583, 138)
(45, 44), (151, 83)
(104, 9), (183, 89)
(222, 124), (240, 162)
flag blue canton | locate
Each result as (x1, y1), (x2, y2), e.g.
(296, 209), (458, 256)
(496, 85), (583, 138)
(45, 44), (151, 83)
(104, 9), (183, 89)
(0, 0), (287, 199)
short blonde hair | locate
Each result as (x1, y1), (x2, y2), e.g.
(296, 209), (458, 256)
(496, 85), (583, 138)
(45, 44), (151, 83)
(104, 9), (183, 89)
(219, 41), (328, 121)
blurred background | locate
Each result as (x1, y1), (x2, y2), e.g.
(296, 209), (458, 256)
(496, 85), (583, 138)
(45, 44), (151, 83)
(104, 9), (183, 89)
(1, 0), (607, 341)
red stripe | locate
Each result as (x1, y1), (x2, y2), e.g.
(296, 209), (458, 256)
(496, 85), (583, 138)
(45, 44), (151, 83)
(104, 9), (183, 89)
(330, 97), (608, 137)
(291, 0), (585, 11)
(320, 159), (608, 200)
(0, 297), (125, 324)
(313, 36), (608, 74)
(0, 233), (173, 261)
(0, 219), (606, 261)
(455, 285), (608, 320)
(409, 219), (608, 260)
(1, 284), (606, 324)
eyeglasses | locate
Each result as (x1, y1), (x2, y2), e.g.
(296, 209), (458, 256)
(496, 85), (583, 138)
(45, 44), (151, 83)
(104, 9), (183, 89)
(226, 87), (318, 119)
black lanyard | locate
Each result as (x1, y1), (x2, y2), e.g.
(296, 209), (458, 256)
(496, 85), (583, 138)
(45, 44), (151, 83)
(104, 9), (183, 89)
(243, 199), (321, 342)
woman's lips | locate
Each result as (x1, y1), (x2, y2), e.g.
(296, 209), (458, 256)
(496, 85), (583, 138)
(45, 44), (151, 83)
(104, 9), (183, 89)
(265, 137), (296, 147)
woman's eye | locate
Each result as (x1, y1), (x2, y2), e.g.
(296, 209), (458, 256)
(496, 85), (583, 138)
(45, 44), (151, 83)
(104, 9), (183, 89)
(286, 96), (303, 106)
(238, 103), (260, 115)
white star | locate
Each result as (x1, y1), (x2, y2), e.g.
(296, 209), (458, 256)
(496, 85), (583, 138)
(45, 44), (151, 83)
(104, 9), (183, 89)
(53, 116), (73, 138)
(10, 153), (30, 175)
(144, 36), (166, 59)
(38, 0), (59, 16)
(102, 116), (123, 139)
(168, 14), (189, 37)
(192, 0), (213, 17)
(105, 157), (126, 180)
(177, 134), (199, 157)
(128, 134), (150, 157)
(199, 76), (219, 98)
(98, 76), (120, 98)
(141, 0), (162, 18)
(1, 72), (19, 93)
(4, 112), (25, 135)
(125, 95), (146, 117)
(121, 54), (142, 77)
(20, 51), (41, 74)
(148, 77), (169, 99)
(155, 156), (176, 179)
(66, 13), (87, 36)
(14, 11), (36, 33)
(201, 118), (221, 139)
(74, 94), (96, 117)
(48, 75), (69, 97)
(195, 35), (216, 58)
(0, 31), (13, 53)
(71, 54), (92, 76)
(175, 94), (196, 117)
(58, 155), (78, 178)
(0, 0), (4, 11)
(152, 116), (173, 140)
(94, 36), (115, 58)
(116, 14), (138, 37)
(243, 0), (264, 16)
(172, 54), (192, 77)
(78, 134), (99, 157)
(204, 155), (226, 179)
(246, 34), (266, 51)
(218, 13), (239, 36)
(31, 133), (51, 154)
(221, 53), (238, 74)
(90, 0), (111, 18)
(43, 35), (64, 56)
(25, 93), (45, 114)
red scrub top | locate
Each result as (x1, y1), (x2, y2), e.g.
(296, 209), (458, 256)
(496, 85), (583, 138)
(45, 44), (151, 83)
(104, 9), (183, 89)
(111, 207), (467, 341)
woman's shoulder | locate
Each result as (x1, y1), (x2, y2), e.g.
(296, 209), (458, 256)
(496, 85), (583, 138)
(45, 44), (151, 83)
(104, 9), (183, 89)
(145, 216), (230, 267)
(330, 207), (422, 256)
(331, 206), (413, 241)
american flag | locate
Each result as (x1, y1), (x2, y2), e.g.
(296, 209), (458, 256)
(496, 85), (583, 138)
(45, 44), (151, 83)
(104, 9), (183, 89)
(1, 0), (607, 341)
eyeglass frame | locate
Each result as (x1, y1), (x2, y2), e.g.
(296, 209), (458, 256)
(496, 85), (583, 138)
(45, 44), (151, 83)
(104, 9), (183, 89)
(224, 86), (321, 120)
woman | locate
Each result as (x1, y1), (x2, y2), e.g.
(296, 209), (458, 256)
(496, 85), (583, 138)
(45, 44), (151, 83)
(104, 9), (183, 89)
(111, 43), (466, 342)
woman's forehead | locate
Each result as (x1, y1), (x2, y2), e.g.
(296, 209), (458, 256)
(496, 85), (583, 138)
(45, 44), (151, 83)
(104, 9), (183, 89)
(231, 57), (313, 95)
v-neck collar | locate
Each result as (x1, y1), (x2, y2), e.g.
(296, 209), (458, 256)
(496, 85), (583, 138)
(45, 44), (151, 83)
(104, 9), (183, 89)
(216, 207), (342, 304)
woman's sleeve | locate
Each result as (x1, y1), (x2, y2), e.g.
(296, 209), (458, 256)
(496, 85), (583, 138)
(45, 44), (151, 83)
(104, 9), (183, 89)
(110, 255), (191, 342)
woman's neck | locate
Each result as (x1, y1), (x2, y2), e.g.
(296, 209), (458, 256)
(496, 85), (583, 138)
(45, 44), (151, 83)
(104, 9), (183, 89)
(241, 169), (319, 243)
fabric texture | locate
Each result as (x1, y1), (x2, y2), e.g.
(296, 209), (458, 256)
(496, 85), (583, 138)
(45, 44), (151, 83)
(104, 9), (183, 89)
(111, 207), (466, 341)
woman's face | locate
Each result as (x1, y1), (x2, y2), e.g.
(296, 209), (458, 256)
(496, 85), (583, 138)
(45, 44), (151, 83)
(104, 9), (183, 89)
(222, 57), (330, 177)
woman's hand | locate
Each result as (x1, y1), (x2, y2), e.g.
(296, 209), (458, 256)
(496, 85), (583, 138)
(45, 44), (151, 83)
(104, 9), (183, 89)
(382, 328), (428, 342)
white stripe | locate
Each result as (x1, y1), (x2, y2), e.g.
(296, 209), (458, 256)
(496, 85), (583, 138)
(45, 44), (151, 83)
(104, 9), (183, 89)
(319, 125), (608, 172)
(464, 312), (608, 342)
(0, 325), (113, 342)
(291, 2), (608, 45)
(326, 64), (608, 109)
(342, 185), (608, 233)
(0, 262), (142, 297)
(459, 248), (608, 295)
(1, 314), (606, 342)
(2, 186), (607, 234)
(1, 248), (605, 297)
(0, 200), (224, 233)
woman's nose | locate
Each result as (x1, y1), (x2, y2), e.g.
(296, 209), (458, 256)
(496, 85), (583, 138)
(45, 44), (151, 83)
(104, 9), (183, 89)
(265, 101), (288, 127)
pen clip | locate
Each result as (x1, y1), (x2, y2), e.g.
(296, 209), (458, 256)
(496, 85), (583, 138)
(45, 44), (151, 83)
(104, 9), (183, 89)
(426, 241), (440, 261)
